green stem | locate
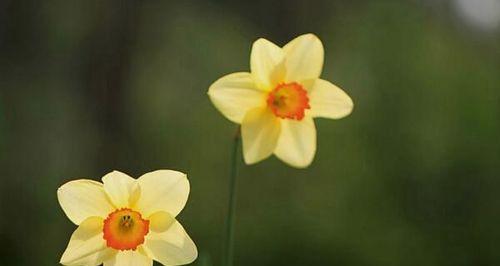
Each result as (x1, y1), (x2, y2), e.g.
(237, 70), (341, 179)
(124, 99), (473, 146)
(224, 126), (240, 266)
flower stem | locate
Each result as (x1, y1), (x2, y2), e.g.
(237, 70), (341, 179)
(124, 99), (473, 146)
(224, 126), (240, 266)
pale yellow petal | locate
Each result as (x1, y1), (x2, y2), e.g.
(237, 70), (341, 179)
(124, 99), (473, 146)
(283, 33), (324, 82)
(68, 248), (116, 266)
(60, 217), (115, 266)
(309, 79), (354, 119)
(102, 171), (139, 208)
(103, 250), (152, 266)
(274, 116), (316, 168)
(143, 220), (198, 266)
(148, 211), (175, 233)
(241, 107), (281, 164)
(134, 170), (189, 217)
(208, 72), (266, 123)
(251, 38), (285, 89)
(58, 180), (115, 225)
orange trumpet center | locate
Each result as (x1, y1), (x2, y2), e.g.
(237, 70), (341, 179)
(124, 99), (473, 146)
(267, 82), (310, 120)
(103, 208), (149, 251)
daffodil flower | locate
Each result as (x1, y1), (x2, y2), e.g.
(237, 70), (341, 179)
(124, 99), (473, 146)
(58, 170), (197, 266)
(208, 33), (354, 168)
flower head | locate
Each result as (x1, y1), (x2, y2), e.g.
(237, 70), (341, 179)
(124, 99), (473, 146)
(58, 170), (197, 266)
(208, 33), (354, 168)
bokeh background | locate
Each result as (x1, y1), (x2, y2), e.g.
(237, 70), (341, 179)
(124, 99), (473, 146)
(1, 0), (500, 265)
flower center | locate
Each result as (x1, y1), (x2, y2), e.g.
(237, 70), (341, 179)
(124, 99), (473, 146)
(103, 208), (149, 251)
(267, 82), (310, 120)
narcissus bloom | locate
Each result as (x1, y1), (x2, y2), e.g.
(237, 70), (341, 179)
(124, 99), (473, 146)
(58, 170), (197, 266)
(208, 33), (354, 168)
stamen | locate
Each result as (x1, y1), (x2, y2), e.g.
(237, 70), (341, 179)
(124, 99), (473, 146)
(267, 82), (310, 120)
(103, 208), (149, 251)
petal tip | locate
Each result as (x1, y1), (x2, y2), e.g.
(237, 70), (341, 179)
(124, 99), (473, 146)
(288, 161), (313, 169)
(252, 37), (268, 45)
(59, 255), (65, 264)
(276, 151), (315, 169)
(303, 33), (319, 39)
(242, 154), (257, 165)
(242, 150), (270, 166)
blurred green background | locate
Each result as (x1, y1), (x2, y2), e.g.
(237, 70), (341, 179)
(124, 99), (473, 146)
(1, 0), (500, 265)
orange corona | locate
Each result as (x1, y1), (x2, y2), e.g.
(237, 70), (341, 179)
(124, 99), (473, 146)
(267, 82), (310, 120)
(103, 208), (150, 251)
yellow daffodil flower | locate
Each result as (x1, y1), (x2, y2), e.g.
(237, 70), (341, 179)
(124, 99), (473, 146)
(208, 33), (354, 168)
(58, 170), (197, 266)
